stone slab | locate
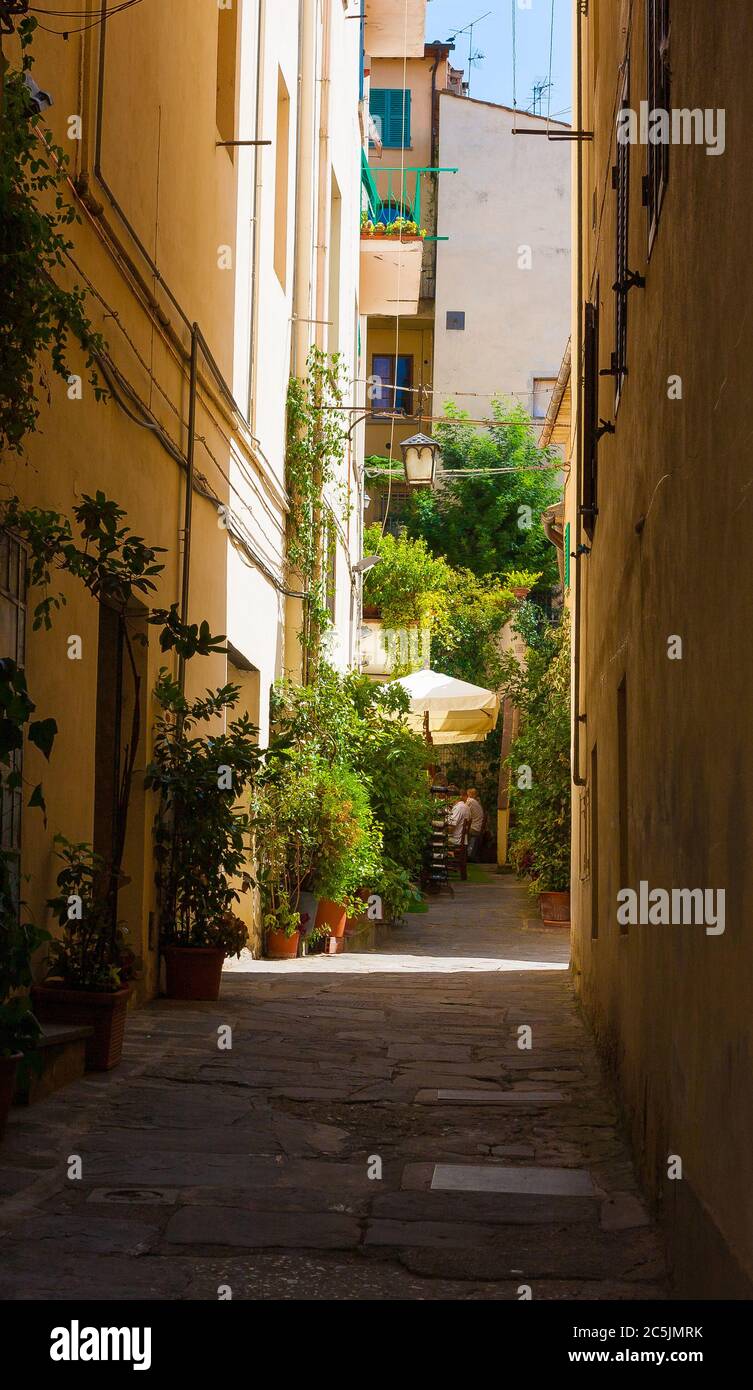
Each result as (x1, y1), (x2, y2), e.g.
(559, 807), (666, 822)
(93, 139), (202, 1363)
(164, 1205), (360, 1250)
(430, 1163), (596, 1197)
(415, 1088), (567, 1106)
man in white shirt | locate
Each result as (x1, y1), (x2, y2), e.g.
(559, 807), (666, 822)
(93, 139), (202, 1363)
(465, 787), (484, 861)
(447, 789), (470, 846)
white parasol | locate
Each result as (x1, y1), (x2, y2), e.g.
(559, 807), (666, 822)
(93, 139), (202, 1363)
(389, 668), (500, 745)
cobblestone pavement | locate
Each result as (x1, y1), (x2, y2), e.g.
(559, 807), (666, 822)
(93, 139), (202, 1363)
(0, 875), (667, 1300)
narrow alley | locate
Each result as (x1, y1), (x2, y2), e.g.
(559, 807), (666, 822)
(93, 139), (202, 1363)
(0, 878), (665, 1302)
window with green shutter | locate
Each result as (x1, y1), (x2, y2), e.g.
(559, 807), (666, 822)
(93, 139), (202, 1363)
(369, 88), (411, 148)
(564, 521), (571, 591)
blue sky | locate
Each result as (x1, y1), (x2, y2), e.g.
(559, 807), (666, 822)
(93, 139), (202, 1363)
(425, 0), (572, 121)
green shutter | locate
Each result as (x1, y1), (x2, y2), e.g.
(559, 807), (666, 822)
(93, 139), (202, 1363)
(564, 522), (571, 590)
(369, 88), (410, 148)
(369, 88), (386, 145)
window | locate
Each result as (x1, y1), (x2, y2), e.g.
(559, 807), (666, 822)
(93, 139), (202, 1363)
(0, 530), (28, 920)
(369, 88), (411, 148)
(273, 69), (290, 289)
(371, 353), (413, 413)
(645, 0), (670, 248)
(216, 0), (239, 153)
(582, 298), (600, 538)
(446, 311), (465, 331)
(532, 376), (557, 420)
(613, 64), (630, 407)
(590, 744), (599, 939)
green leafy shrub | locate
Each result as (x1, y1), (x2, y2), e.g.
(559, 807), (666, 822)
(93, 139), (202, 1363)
(44, 837), (133, 992)
(504, 611), (571, 893)
(145, 674), (263, 955)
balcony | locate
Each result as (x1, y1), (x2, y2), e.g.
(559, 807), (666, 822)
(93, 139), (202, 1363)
(360, 157), (456, 316)
(364, 0), (427, 59)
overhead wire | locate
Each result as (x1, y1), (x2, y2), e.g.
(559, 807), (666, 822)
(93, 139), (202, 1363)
(30, 0), (144, 38)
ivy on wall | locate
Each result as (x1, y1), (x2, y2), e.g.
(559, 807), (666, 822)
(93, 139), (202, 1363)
(0, 16), (106, 454)
(285, 348), (348, 674)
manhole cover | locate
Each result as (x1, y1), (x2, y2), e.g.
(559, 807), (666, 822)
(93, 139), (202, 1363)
(87, 1187), (177, 1205)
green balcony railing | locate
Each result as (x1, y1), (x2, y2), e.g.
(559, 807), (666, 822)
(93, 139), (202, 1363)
(360, 151), (457, 239)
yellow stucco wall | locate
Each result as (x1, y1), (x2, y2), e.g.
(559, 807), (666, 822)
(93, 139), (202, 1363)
(5, 4), (242, 1005)
(568, 0), (753, 1296)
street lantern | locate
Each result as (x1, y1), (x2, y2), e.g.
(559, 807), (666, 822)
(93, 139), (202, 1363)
(400, 432), (440, 487)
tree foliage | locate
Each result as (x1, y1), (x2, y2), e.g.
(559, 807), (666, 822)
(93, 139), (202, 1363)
(503, 609), (571, 893)
(400, 401), (562, 588)
(363, 524), (519, 689)
(0, 16), (105, 454)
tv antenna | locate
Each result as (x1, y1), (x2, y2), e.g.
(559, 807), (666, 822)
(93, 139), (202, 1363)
(530, 77), (554, 116)
(445, 10), (492, 97)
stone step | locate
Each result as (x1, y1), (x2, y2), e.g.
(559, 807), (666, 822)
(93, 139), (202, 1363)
(14, 1022), (94, 1106)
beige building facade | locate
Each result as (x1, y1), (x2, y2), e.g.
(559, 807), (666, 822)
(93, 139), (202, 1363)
(565, 0), (753, 1296)
(2, 0), (370, 995)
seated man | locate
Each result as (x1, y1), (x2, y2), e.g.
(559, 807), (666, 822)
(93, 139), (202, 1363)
(447, 788), (470, 846)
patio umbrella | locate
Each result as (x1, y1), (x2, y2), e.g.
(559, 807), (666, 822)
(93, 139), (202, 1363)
(389, 669), (500, 745)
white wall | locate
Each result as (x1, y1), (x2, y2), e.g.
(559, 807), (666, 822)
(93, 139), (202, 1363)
(434, 96), (571, 425)
(226, 0), (367, 738)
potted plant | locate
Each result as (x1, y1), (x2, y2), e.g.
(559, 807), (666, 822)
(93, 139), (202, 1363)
(0, 858), (48, 1137)
(145, 672), (262, 1001)
(312, 760), (382, 940)
(31, 838), (134, 1071)
(251, 751), (329, 960)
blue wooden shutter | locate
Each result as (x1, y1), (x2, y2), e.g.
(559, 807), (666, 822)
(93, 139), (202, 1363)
(387, 89), (410, 147)
(369, 88), (387, 145)
(370, 88), (410, 147)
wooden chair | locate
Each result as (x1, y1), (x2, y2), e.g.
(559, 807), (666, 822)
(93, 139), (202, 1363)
(447, 817), (469, 882)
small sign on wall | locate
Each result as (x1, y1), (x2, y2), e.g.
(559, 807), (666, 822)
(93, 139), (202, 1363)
(446, 311), (466, 330)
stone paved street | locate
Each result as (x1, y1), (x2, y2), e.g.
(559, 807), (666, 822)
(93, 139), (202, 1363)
(0, 876), (667, 1300)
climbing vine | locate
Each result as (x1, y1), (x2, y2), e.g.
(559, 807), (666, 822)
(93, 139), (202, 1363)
(285, 348), (348, 672)
(0, 15), (105, 454)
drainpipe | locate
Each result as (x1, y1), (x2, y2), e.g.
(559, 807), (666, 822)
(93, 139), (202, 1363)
(572, 1), (586, 787)
(248, 0), (266, 424)
(314, 0), (332, 351)
(292, 0), (317, 376)
(178, 325), (199, 696)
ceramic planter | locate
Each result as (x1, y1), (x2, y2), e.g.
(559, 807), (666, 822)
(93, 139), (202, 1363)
(538, 890), (571, 924)
(315, 898), (347, 938)
(31, 985), (131, 1071)
(264, 929), (301, 961)
(0, 1053), (21, 1140)
(162, 946), (225, 1001)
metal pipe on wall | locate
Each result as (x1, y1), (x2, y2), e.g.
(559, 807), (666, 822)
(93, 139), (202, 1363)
(572, 0), (586, 788)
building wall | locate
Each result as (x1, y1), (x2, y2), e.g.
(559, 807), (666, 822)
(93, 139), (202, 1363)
(433, 97), (571, 424)
(567, 0), (753, 1296)
(4, 0), (366, 993)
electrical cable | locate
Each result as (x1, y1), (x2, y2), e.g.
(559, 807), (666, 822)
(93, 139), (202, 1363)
(31, 0), (144, 38)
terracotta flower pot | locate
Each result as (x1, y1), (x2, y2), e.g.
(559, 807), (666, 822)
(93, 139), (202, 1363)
(0, 1053), (21, 1140)
(538, 890), (571, 924)
(315, 898), (347, 939)
(265, 929), (301, 961)
(162, 946), (225, 1001)
(31, 985), (131, 1071)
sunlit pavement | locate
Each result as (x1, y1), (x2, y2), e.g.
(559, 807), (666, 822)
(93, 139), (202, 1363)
(0, 875), (666, 1301)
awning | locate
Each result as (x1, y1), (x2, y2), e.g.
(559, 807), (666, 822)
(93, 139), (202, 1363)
(389, 668), (501, 745)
